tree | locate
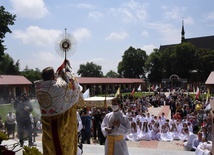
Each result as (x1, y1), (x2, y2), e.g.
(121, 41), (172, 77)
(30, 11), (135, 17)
(105, 70), (118, 78)
(195, 48), (214, 81)
(159, 46), (176, 78)
(171, 42), (196, 78)
(0, 53), (20, 75)
(20, 66), (42, 96)
(117, 46), (148, 78)
(0, 6), (16, 59)
(145, 49), (163, 82)
(20, 66), (42, 83)
(0, 5), (18, 75)
(77, 62), (103, 77)
(159, 42), (196, 79)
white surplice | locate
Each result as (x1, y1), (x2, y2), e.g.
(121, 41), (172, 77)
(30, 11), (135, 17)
(101, 110), (131, 155)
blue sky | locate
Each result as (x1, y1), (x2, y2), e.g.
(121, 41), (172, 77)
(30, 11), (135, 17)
(1, 0), (214, 75)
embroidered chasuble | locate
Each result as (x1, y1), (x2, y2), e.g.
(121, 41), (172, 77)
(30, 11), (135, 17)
(35, 63), (81, 155)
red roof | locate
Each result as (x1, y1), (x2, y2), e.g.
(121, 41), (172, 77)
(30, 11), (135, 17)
(205, 71), (214, 85)
(76, 77), (144, 84)
(0, 75), (32, 85)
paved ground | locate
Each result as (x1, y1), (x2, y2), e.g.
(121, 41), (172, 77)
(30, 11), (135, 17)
(2, 140), (195, 155)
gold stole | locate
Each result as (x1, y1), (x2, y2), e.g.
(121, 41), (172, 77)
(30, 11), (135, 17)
(107, 135), (124, 155)
(42, 104), (77, 155)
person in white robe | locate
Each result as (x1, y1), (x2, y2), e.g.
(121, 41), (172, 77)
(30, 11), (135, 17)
(192, 132), (203, 151)
(146, 113), (152, 123)
(195, 141), (212, 155)
(187, 121), (193, 133)
(140, 113), (147, 124)
(136, 117), (142, 133)
(182, 127), (197, 151)
(158, 116), (165, 126)
(150, 122), (160, 140)
(161, 112), (166, 124)
(179, 122), (189, 140)
(137, 120), (151, 141)
(170, 121), (181, 140)
(101, 98), (131, 155)
(148, 119), (155, 131)
(160, 124), (173, 142)
(126, 117), (138, 141)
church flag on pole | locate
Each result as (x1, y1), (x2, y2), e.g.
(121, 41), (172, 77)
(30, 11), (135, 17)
(195, 87), (200, 100)
(131, 88), (135, 96)
(205, 88), (210, 104)
(114, 87), (121, 98)
(137, 85), (141, 92)
(83, 88), (90, 99)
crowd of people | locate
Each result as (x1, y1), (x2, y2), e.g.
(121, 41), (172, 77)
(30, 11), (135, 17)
(1, 83), (213, 155)
(78, 88), (212, 154)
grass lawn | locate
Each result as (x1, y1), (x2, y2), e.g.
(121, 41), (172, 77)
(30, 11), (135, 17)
(0, 104), (15, 122)
(0, 100), (41, 123)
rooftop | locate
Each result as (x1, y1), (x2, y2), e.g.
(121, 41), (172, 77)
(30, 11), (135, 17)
(0, 75), (32, 85)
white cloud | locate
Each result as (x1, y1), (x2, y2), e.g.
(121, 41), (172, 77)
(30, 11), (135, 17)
(89, 11), (103, 21)
(161, 6), (194, 26)
(125, 0), (148, 21)
(72, 28), (91, 42)
(120, 8), (133, 19)
(19, 51), (60, 71)
(105, 31), (128, 41)
(183, 16), (194, 25)
(75, 3), (95, 9)
(141, 30), (149, 37)
(10, 0), (49, 19)
(148, 22), (180, 44)
(33, 51), (57, 63)
(106, 0), (148, 23)
(204, 11), (214, 20)
(162, 7), (182, 20)
(142, 44), (156, 55)
(13, 26), (61, 46)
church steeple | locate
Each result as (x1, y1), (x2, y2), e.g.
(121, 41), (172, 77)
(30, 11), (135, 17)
(181, 19), (185, 43)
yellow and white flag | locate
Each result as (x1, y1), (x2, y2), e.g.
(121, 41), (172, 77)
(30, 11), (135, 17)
(83, 88), (90, 99)
(205, 88), (210, 104)
(114, 87), (120, 98)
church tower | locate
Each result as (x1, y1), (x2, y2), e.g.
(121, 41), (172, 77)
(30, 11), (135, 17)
(181, 19), (185, 43)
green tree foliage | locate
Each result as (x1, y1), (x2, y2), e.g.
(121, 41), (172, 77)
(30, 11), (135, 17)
(117, 46), (148, 78)
(0, 6), (16, 59)
(77, 62), (103, 77)
(195, 48), (214, 80)
(0, 53), (20, 74)
(158, 42), (197, 80)
(145, 49), (163, 82)
(0, 5), (18, 75)
(20, 66), (42, 83)
(105, 70), (118, 78)
(171, 42), (196, 78)
(159, 46), (176, 78)
(146, 42), (212, 83)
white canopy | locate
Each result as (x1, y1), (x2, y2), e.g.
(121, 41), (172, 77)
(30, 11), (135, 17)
(78, 96), (114, 108)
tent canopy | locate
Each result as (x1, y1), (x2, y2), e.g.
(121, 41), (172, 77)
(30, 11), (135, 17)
(78, 96), (114, 108)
